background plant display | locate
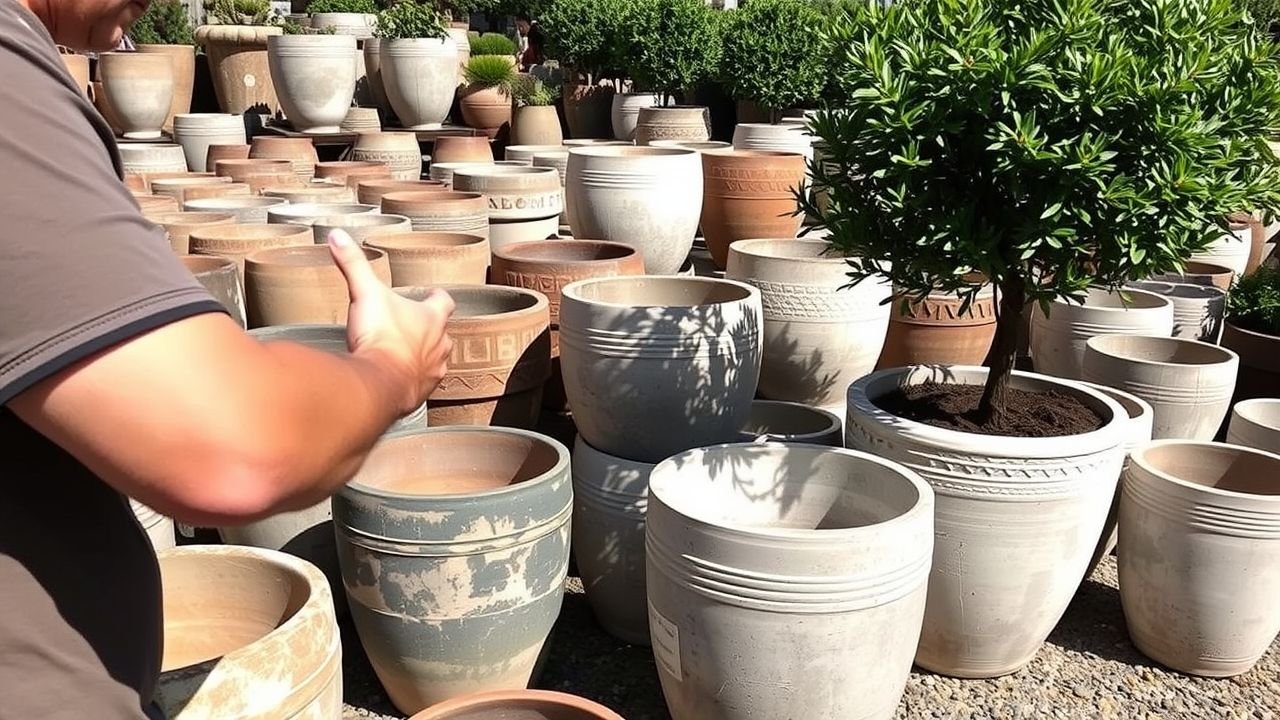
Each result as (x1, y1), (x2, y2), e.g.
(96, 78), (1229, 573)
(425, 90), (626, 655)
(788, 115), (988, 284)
(204, 0), (280, 25)
(469, 31), (517, 55)
(1228, 266), (1280, 335)
(719, 0), (830, 121)
(131, 0), (195, 44)
(540, 0), (631, 86)
(305, 0), (381, 14)
(623, 0), (721, 106)
(374, 0), (446, 38)
(511, 73), (560, 105)
(805, 0), (1280, 422)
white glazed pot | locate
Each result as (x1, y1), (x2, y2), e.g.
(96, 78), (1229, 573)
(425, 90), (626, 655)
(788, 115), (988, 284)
(268, 34), (358, 134)
(1030, 287), (1174, 380)
(1227, 398), (1280, 453)
(1127, 280), (1226, 344)
(172, 113), (247, 172)
(380, 36), (458, 130)
(610, 92), (658, 141)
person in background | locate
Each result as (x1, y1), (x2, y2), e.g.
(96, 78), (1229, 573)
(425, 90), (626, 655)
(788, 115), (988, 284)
(0, 0), (455, 717)
(516, 11), (545, 70)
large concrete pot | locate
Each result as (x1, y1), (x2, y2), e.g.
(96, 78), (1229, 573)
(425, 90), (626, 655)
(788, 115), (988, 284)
(380, 36), (458, 130)
(1227, 398), (1280, 453)
(452, 165), (562, 251)
(382, 190), (489, 237)
(531, 151), (571, 228)
(1149, 260), (1235, 292)
(99, 51), (174, 139)
(1127, 280), (1226, 343)
(610, 92), (658, 141)
(846, 365), (1127, 678)
(634, 105), (711, 146)
(362, 37), (390, 116)
(1189, 220), (1252, 276)
(244, 245), (391, 327)
(194, 24), (283, 114)
(180, 254), (247, 327)
(136, 44), (196, 132)
(309, 11), (376, 36)
(647, 442), (933, 719)
(1030, 286), (1174, 380)
(366, 232), (490, 287)
(353, 131), (424, 181)
(334, 426), (571, 714)
(559, 276), (763, 462)
(732, 122), (815, 161)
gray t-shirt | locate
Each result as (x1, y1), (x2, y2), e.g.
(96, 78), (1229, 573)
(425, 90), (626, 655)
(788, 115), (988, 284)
(0, 2), (226, 717)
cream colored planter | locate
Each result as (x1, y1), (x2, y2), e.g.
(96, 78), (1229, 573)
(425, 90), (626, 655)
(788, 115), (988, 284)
(1189, 222), (1252, 276)
(99, 51), (174, 139)
(1077, 381), (1153, 575)
(1030, 287), (1174, 380)
(352, 131), (423, 181)
(452, 165), (562, 251)
(1127, 280), (1226, 344)
(611, 92), (658, 141)
(1226, 398), (1280, 453)
(739, 400), (842, 446)
(268, 34), (358, 134)
(172, 113), (248, 172)
(380, 36), (458, 130)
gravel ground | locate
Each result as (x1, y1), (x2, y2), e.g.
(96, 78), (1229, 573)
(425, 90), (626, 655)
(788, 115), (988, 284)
(341, 556), (1280, 719)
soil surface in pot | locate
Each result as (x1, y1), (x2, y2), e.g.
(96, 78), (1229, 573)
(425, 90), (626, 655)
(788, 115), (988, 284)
(875, 382), (1104, 437)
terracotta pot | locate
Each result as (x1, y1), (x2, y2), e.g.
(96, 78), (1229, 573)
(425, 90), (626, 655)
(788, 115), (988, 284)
(451, 165), (563, 251)
(244, 245), (391, 327)
(1031, 287), (1175, 380)
(365, 232), (490, 287)
(408, 690), (624, 720)
(131, 170), (206, 193)
(194, 24), (282, 114)
(459, 83), (512, 139)
(491, 240), (644, 411)
(180, 253), (247, 327)
(99, 51), (174, 139)
(510, 105), (563, 146)
(876, 288), (997, 369)
(214, 158), (294, 186)
(342, 106), (383, 133)
(153, 546), (342, 719)
(382, 190), (489, 237)
(1227, 398), (1280, 453)
(136, 44), (196, 133)
(309, 11), (376, 37)
(147, 211), (235, 254)
(173, 113), (247, 171)
(1220, 321), (1280, 403)
(250, 136), (319, 182)
(266, 202), (379, 228)
(135, 194), (181, 214)
(1150, 260), (1235, 292)
(264, 181), (355, 204)
(205, 142), (252, 170)
(124, 173), (147, 192)
(188, 222), (313, 276)
(150, 175), (235, 205)
(314, 160), (392, 189)
(634, 105), (711, 146)
(311, 213), (412, 244)
(431, 135), (494, 164)
(504, 144), (566, 164)
(130, 499), (175, 552)
(118, 144), (189, 177)
(60, 51), (90, 96)
(352, 132), (423, 181)
(355, 179), (445, 206)
(181, 182), (252, 203)
(700, 150), (806, 268)
(380, 36), (458, 129)
(268, 34), (357, 133)
(562, 82), (615, 140)
(610, 92), (658, 141)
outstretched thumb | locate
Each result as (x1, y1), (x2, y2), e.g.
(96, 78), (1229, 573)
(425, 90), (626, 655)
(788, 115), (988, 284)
(327, 228), (381, 303)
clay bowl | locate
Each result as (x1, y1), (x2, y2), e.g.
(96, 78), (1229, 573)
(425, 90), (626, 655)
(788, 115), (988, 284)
(145, 211), (235, 254)
(356, 179), (447, 206)
(365, 232), (490, 287)
(407, 689), (624, 720)
(739, 400), (842, 446)
(244, 244), (391, 327)
(183, 195), (288, 224)
(188, 222), (313, 275)
(181, 182), (252, 203)
(1151, 261), (1235, 292)
(311, 213), (413, 244)
(263, 180), (355, 204)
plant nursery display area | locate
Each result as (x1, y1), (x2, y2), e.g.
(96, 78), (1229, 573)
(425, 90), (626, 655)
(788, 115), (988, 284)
(52, 0), (1280, 717)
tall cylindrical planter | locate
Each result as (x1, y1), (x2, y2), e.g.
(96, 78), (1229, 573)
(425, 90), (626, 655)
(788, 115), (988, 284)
(452, 165), (563, 251)
(365, 232), (490, 287)
(1030, 287), (1175, 380)
(559, 276), (763, 463)
(249, 136), (319, 183)
(646, 442), (934, 719)
(1077, 382), (1154, 577)
(99, 52), (174, 139)
(194, 24), (282, 114)
(352, 131), (424, 181)
(244, 245), (391, 327)
(1119, 441), (1280, 677)
(610, 92), (658, 141)
(268, 34), (357, 133)
(1227, 398), (1280, 453)
(725, 238), (891, 408)
(876, 288), (997, 369)
(180, 254), (247, 327)
(1127, 280), (1226, 344)
(510, 105), (564, 146)
(382, 190), (489, 237)
(634, 105), (710, 146)
(700, 150), (806, 268)
(334, 426), (571, 714)
(531, 151), (570, 228)
(845, 366), (1127, 678)
(1082, 335), (1239, 441)
(565, 146), (702, 275)
(172, 113), (249, 171)
(380, 36), (458, 130)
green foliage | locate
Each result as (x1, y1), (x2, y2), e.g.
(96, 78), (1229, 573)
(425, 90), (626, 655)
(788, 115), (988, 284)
(375, 0), (445, 38)
(541, 0), (631, 81)
(470, 32), (517, 55)
(307, 0), (379, 13)
(1246, 0), (1280, 37)
(440, 0), (497, 19)
(464, 54), (517, 86)
(805, 0), (1280, 414)
(626, 0), (722, 103)
(282, 19), (338, 33)
(1228, 266), (1280, 335)
(130, 0), (195, 44)
(204, 0), (278, 25)
(719, 0), (831, 116)
(511, 74), (561, 106)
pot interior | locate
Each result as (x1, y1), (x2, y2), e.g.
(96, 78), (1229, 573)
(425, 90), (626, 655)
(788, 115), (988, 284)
(248, 324), (345, 353)
(1082, 287), (1169, 310)
(731, 238), (842, 261)
(1236, 399), (1280, 429)
(500, 240), (635, 264)
(357, 430), (560, 496)
(1088, 335), (1234, 366)
(418, 699), (612, 720)
(449, 286), (541, 317)
(570, 277), (750, 307)
(742, 401), (838, 437)
(1141, 443), (1280, 497)
(372, 232), (485, 249)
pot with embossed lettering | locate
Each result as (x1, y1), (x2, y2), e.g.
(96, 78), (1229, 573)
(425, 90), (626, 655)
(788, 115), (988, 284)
(701, 150), (806, 269)
(396, 285), (551, 428)
(366, 232), (490, 287)
(452, 165), (563, 251)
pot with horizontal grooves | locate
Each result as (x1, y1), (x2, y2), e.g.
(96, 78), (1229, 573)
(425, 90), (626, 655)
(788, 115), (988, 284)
(634, 105), (711, 146)
(268, 34), (358, 134)
(381, 190), (489, 238)
(1227, 398), (1280, 453)
(700, 150), (806, 269)
(365, 232), (490, 287)
(244, 245), (391, 327)
(1030, 287), (1174, 380)
(1076, 382), (1153, 578)
(147, 211), (234, 254)
(353, 131), (425, 181)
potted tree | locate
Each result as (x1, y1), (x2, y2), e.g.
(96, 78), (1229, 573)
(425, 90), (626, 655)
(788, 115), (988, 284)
(721, 0), (827, 131)
(809, 0), (1280, 679)
(541, 0), (626, 139)
(131, 0), (197, 132)
(625, 0), (721, 145)
(375, 0), (458, 129)
(509, 74), (563, 145)
(196, 0), (285, 114)
(460, 55), (516, 138)
(1223, 266), (1280, 401)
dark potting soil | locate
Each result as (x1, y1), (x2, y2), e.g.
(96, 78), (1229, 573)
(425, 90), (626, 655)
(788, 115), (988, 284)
(874, 382), (1105, 438)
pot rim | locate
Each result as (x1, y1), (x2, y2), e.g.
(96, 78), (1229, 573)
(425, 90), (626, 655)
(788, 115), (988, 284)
(1232, 398), (1280, 428)
(365, 231), (488, 250)
(491, 238), (639, 265)
(1130, 439), (1280, 502)
(396, 284), (549, 321)
(185, 197), (288, 209)
(1056, 286), (1173, 312)
(406, 688), (625, 720)
(740, 400), (843, 442)
(1126, 280), (1227, 301)
(245, 244), (383, 267)
(1075, 381), (1153, 423)
(567, 145), (697, 160)
(702, 148), (807, 161)
(381, 190), (485, 207)
(728, 237), (849, 264)
(453, 165), (559, 179)
(149, 211), (236, 225)
(1084, 334), (1239, 368)
(1224, 320), (1280, 341)
(561, 275), (759, 309)
(189, 222), (311, 240)
(269, 203), (377, 218)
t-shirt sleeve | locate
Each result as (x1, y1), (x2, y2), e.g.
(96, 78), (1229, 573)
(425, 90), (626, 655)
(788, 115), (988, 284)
(0, 12), (227, 406)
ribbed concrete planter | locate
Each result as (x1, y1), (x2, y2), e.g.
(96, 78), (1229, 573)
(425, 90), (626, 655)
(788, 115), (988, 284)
(610, 92), (658, 141)
(731, 122), (815, 161)
(1119, 441), (1280, 677)
(1082, 335), (1238, 441)
(188, 221), (313, 276)
(154, 545), (342, 719)
(244, 245), (391, 327)
(172, 113), (247, 172)
(1077, 382), (1153, 578)
(647, 442), (933, 719)
(334, 426), (571, 714)
(382, 190), (489, 237)
(559, 276), (763, 462)
(1227, 398), (1280, 453)
(634, 105), (711, 146)
(846, 366), (1126, 678)
(343, 106), (383, 133)
(312, 213), (412, 245)
(182, 196), (287, 224)
(701, 150), (806, 268)
(452, 165), (563, 251)
(356, 179), (445, 206)
(381, 36), (458, 129)
(739, 400), (842, 446)
(99, 51), (173, 139)
(195, 24), (282, 114)
(1127, 280), (1226, 343)
(1149, 260), (1235, 292)
(1221, 321), (1280, 403)
(365, 232), (490, 287)
(266, 202), (379, 227)
(264, 181), (355, 204)
(565, 146), (702, 275)
(180, 254), (247, 327)
(118, 144), (188, 176)
(1189, 221), (1252, 276)
(353, 131), (424, 181)
(249, 135), (319, 182)
(147, 211), (234, 254)
(268, 34), (358, 133)
(407, 689), (624, 720)
(1030, 287), (1175, 380)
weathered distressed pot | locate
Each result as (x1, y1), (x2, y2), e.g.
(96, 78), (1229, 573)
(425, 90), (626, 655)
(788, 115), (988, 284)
(432, 135), (494, 164)
(99, 51), (174, 139)
(264, 181), (355, 204)
(634, 105), (710, 146)
(180, 254), (247, 327)
(647, 442), (933, 719)
(130, 498), (175, 552)
(333, 426), (571, 713)
(1030, 287), (1174, 380)
(183, 195), (287, 223)
(352, 132), (424, 181)
(188, 221), (312, 276)
(267, 202), (379, 228)
(382, 190), (489, 237)
(875, 287), (997, 370)
(1077, 382), (1154, 578)
(195, 24), (282, 114)
(173, 113), (247, 172)
(563, 82), (615, 141)
(356, 179), (445, 206)
(250, 135), (319, 183)
(739, 400), (842, 446)
(136, 44), (195, 132)
(154, 545), (342, 719)
(1227, 398), (1280, 453)
(268, 34), (357, 133)
(510, 105), (564, 146)
(452, 165), (563, 250)
(147, 211), (235, 254)
(1127, 281), (1226, 343)
(366, 232), (490, 287)
(315, 160), (393, 189)
(559, 276), (763, 462)
(571, 434), (654, 645)
(1150, 260), (1235, 292)
(566, 146), (702, 275)
(845, 365), (1126, 678)
(725, 239), (889, 407)
(1119, 441), (1280, 677)
(311, 213), (412, 244)
(700, 150), (806, 268)
(491, 240), (645, 410)
(460, 83), (512, 139)
(342, 106), (383, 133)
(1189, 220), (1252, 276)
(380, 36), (458, 129)
(118, 143), (189, 176)
(244, 245), (391, 327)
(149, 175), (235, 205)
(407, 689), (624, 720)
(1082, 335), (1239, 441)
(610, 92), (658, 141)
(1221, 321), (1280, 403)
(504, 144), (566, 164)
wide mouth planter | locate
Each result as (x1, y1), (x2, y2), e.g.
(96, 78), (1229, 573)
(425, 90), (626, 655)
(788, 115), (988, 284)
(244, 245), (391, 327)
(365, 232), (490, 287)
(264, 181), (355, 205)
(451, 165), (563, 251)
(1082, 334), (1239, 441)
(1030, 286), (1175, 380)
(146, 211), (234, 254)
(381, 190), (489, 237)
(1126, 280), (1226, 343)
(646, 442), (934, 719)
(380, 36), (459, 130)
(845, 365), (1127, 677)
(732, 122), (816, 160)
(172, 112), (247, 172)
(431, 135), (495, 164)
(1149, 260), (1235, 292)
(149, 175), (234, 205)
(267, 202), (379, 227)
(407, 689), (625, 719)
(315, 160), (393, 189)
(118, 143), (188, 176)
(558, 276), (763, 463)
(179, 254), (247, 327)
(311, 213), (412, 244)
(739, 400), (842, 446)
(187, 221), (314, 278)
(250, 136), (320, 182)
(99, 51), (174, 139)
(1227, 398), (1280, 453)
(649, 140), (732, 151)
(333, 426), (571, 714)
(700, 150), (807, 269)
(213, 158), (297, 193)
(154, 545), (341, 719)
(1189, 222), (1252, 276)
(428, 159), (521, 186)
(610, 92), (658, 141)
(356, 179), (446, 206)
(268, 34), (358, 134)
(1119, 440), (1280, 677)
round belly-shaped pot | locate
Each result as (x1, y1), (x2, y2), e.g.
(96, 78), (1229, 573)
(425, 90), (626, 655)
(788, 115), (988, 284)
(407, 689), (624, 720)
(647, 442), (934, 719)
(559, 276), (763, 463)
(268, 34), (357, 134)
(183, 196), (288, 224)
(118, 144), (189, 177)
(566, 146), (702, 275)
(353, 131), (425, 181)
(99, 51), (174, 139)
(1127, 280), (1226, 344)
(382, 190), (490, 237)
(194, 24), (283, 115)
(188, 221), (313, 277)
(1076, 382), (1153, 578)
(1227, 398), (1280, 453)
(452, 165), (563, 251)
(505, 144), (567, 164)
(172, 113), (248, 171)
(136, 44), (195, 132)
(250, 135), (320, 183)
(147, 211), (235, 254)
(311, 213), (412, 244)
(1119, 441), (1280, 677)
(634, 105), (711, 146)
(315, 160), (393, 189)
(563, 81), (615, 141)
(266, 202), (379, 228)
(244, 245), (391, 327)
(356, 179), (445, 206)
(1221, 321), (1280, 403)
(154, 545), (342, 720)
(1189, 220), (1252, 276)
(875, 287), (997, 369)
(1082, 334), (1239, 441)
(491, 240), (645, 411)
(1149, 260), (1235, 292)
(460, 83), (512, 139)
(738, 400), (842, 446)
(701, 150), (806, 269)
(365, 231), (490, 287)
(510, 105), (564, 147)
(264, 181), (355, 205)
(1030, 286), (1174, 380)
(432, 135), (495, 164)
(333, 426), (571, 714)
(180, 254), (248, 327)
(610, 92), (658, 141)
(845, 365), (1127, 678)
(380, 36), (458, 130)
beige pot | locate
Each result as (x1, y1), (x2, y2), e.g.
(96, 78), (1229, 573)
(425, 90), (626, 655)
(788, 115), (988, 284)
(146, 211), (235, 254)
(352, 131), (424, 181)
(99, 51), (174, 139)
(263, 181), (355, 204)
(118, 144), (189, 177)
(244, 244), (391, 327)
(188, 221), (313, 276)
(182, 196), (287, 224)
(249, 136), (319, 182)
(1226, 398), (1280, 453)
(510, 105), (563, 146)
(310, 213), (412, 244)
(315, 160), (393, 189)
(381, 190), (489, 237)
(365, 232), (490, 287)
(149, 175), (234, 205)
(355, 179), (446, 206)
(634, 105), (710, 146)
(194, 24), (282, 114)
(136, 44), (196, 133)
(181, 181), (252, 203)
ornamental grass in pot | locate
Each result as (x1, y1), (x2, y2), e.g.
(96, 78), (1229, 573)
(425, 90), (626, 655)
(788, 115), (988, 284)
(509, 75), (564, 146)
(459, 55), (515, 139)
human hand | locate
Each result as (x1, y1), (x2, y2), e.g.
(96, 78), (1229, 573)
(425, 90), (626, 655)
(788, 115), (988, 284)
(327, 229), (454, 413)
